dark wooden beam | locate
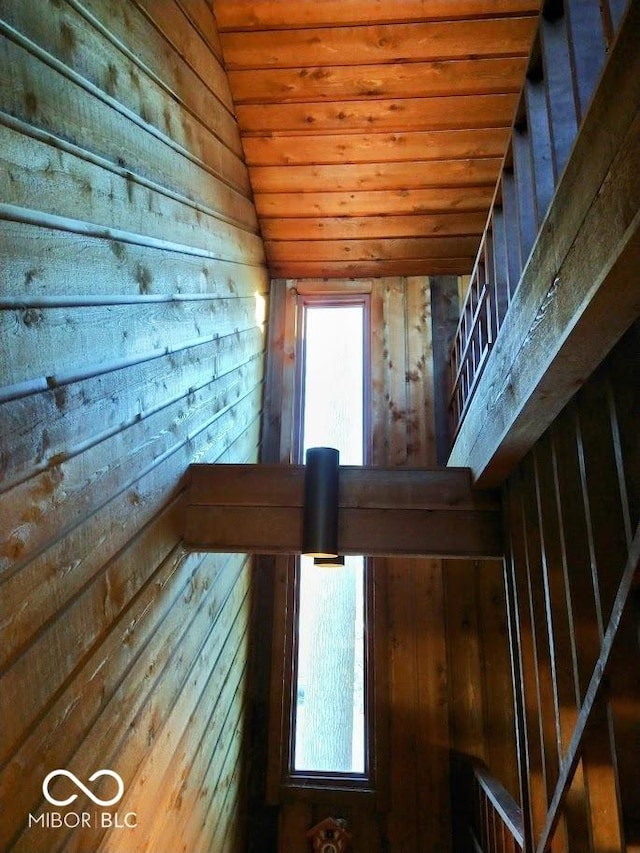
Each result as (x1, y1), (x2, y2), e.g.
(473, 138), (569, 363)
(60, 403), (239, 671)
(449, 1), (640, 485)
(183, 464), (503, 558)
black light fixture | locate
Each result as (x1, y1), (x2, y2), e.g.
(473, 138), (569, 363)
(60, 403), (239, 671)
(302, 446), (339, 558)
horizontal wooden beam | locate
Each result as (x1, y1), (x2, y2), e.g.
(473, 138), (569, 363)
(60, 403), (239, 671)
(448, 1), (640, 485)
(184, 464), (503, 558)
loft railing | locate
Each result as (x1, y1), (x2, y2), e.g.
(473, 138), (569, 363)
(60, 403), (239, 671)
(471, 763), (524, 853)
(448, 0), (630, 439)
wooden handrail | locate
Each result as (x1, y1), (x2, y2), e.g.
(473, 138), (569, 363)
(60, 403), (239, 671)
(470, 762), (524, 852)
(448, 0), (630, 439)
(474, 763), (524, 848)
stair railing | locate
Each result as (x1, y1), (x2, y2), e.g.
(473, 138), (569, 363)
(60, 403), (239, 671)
(449, 0), (630, 440)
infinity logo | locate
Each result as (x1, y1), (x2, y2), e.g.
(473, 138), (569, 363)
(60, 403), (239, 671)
(42, 769), (125, 807)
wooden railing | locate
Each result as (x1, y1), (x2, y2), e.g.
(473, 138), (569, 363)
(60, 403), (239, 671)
(449, 0), (630, 438)
(470, 763), (524, 853)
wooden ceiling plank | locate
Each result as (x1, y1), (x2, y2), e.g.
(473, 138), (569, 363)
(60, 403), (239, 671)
(236, 94), (520, 134)
(228, 57), (529, 103)
(264, 236), (482, 262)
(219, 18), (537, 68)
(254, 186), (494, 218)
(214, 0), (540, 32)
(250, 159), (501, 193)
(242, 128), (510, 166)
(266, 259), (474, 278)
(259, 213), (488, 241)
(213, 1), (539, 280)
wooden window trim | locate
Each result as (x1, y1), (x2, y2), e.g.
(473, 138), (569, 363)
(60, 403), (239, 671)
(266, 285), (384, 803)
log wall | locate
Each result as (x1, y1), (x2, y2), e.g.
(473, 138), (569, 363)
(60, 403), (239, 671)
(0, 2), (268, 851)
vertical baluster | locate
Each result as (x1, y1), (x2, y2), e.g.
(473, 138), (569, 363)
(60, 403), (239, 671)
(487, 803), (495, 853)
(524, 37), (556, 226)
(498, 799), (509, 853)
(512, 122), (537, 270)
(540, 0), (580, 181)
(452, 339), (459, 428)
(505, 474), (549, 847)
(460, 291), (471, 404)
(485, 285), (492, 354)
(483, 226), (498, 343)
(564, 0), (608, 122)
(450, 329), (458, 432)
(493, 806), (501, 853)
(501, 165), (524, 297)
(510, 824), (519, 853)
(478, 785), (484, 848)
(524, 453), (573, 852)
(490, 206), (510, 331)
(466, 271), (476, 389)
(476, 260), (486, 364)
(538, 430), (592, 848)
(475, 776), (483, 846)
(463, 357), (469, 415)
(472, 777), (480, 845)
(483, 789), (491, 850)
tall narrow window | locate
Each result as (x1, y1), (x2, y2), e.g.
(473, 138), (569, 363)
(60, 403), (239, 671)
(290, 297), (370, 781)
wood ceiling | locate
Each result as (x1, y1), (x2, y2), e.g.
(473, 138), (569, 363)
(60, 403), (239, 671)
(213, 0), (541, 280)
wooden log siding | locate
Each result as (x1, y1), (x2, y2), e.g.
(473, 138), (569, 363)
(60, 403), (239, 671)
(503, 321), (640, 853)
(447, 0), (635, 452)
(0, 2), (267, 852)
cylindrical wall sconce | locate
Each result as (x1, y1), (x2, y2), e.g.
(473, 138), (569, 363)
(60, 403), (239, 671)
(302, 447), (339, 558)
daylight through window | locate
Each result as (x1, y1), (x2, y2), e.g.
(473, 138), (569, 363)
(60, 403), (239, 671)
(292, 300), (368, 777)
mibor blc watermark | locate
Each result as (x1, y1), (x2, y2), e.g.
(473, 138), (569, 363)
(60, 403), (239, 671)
(29, 769), (137, 830)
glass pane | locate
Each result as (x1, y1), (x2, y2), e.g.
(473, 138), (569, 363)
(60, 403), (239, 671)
(301, 305), (364, 465)
(294, 555), (365, 773)
(293, 303), (366, 774)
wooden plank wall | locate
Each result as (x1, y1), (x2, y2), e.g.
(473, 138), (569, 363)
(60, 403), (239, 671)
(375, 276), (517, 852)
(504, 319), (640, 852)
(444, 557), (519, 802)
(0, 1), (268, 852)
(430, 277), (519, 841)
(372, 276), (452, 853)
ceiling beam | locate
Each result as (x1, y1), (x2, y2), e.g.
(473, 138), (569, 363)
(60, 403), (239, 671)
(183, 464), (503, 558)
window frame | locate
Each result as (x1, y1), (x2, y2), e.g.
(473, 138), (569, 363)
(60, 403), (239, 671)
(273, 289), (378, 797)
(292, 292), (372, 466)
